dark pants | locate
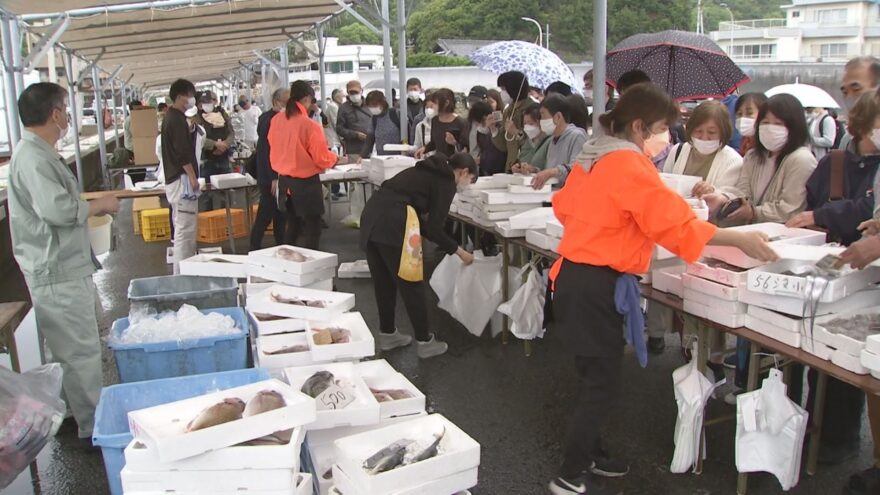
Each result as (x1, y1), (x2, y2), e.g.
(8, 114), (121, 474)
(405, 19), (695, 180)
(283, 210), (321, 250)
(250, 186), (285, 251)
(364, 241), (430, 342)
(789, 364), (864, 452)
(280, 175), (323, 250)
(553, 261), (625, 479)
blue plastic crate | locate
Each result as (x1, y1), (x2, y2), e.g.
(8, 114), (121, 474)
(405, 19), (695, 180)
(108, 306), (250, 383)
(92, 368), (269, 495)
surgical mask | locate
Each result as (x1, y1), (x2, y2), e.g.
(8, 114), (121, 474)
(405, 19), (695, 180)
(500, 89), (512, 106)
(759, 124), (789, 152)
(691, 138), (721, 155)
(424, 108), (437, 119)
(349, 93), (362, 105)
(185, 106), (198, 118)
(456, 181), (470, 193)
(476, 125), (491, 135)
(583, 88), (594, 100)
(524, 124), (541, 139)
(201, 103), (214, 113)
(408, 91), (422, 102)
(643, 129), (670, 158)
(540, 118), (556, 135)
(736, 117), (756, 137)
(870, 128), (880, 150)
(185, 96), (196, 110)
(844, 95), (858, 113)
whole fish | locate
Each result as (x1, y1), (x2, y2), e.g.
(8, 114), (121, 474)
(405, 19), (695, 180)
(270, 292), (327, 308)
(312, 329), (334, 346)
(243, 390), (286, 417)
(263, 344), (309, 355)
(409, 427), (445, 464)
(237, 431), (290, 446)
(313, 328), (351, 345)
(301, 370), (335, 398)
(275, 247), (308, 262)
(369, 388), (414, 401)
(205, 257), (236, 263)
(253, 313), (286, 322)
(186, 398), (245, 432)
(362, 439), (414, 475)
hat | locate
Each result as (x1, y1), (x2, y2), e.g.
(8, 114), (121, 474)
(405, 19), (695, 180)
(199, 91), (216, 103)
(468, 86), (488, 99)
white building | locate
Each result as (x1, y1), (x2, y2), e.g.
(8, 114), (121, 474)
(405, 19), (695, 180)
(288, 37), (388, 92)
(710, 0), (880, 63)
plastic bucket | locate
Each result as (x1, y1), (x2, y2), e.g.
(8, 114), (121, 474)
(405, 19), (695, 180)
(88, 214), (113, 256)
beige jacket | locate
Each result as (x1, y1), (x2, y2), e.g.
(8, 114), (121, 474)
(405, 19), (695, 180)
(720, 146), (817, 224)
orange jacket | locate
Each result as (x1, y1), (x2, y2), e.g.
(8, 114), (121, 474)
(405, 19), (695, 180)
(268, 103), (337, 178)
(551, 149), (717, 279)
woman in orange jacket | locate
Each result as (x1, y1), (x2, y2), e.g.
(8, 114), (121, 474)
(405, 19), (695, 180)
(547, 83), (778, 495)
(269, 80), (346, 249)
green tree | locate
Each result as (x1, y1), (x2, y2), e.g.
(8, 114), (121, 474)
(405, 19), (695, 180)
(406, 53), (473, 67)
(336, 23), (382, 45)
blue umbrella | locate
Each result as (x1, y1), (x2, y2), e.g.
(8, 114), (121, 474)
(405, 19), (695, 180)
(468, 40), (580, 92)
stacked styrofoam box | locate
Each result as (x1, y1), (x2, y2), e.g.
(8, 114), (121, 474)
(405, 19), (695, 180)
(210, 172), (249, 189)
(247, 245), (338, 289)
(338, 260), (371, 279)
(369, 156), (416, 184)
(681, 272), (747, 328)
(701, 223), (828, 269)
(659, 173), (701, 197)
(179, 254), (250, 279)
(121, 380), (316, 494)
(811, 308), (880, 375)
(861, 333), (880, 379)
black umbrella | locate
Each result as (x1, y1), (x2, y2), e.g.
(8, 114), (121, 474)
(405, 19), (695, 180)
(606, 30), (749, 101)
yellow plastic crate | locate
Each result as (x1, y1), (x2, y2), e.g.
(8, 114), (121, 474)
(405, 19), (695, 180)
(132, 197), (161, 234)
(198, 208), (247, 244)
(141, 208), (171, 242)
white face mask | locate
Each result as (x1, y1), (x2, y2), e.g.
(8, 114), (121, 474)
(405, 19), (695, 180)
(368, 107), (382, 116)
(870, 129), (880, 150)
(583, 89), (594, 100)
(540, 118), (556, 136)
(523, 124), (541, 139)
(55, 114), (69, 141)
(201, 103), (214, 113)
(349, 93), (362, 105)
(736, 117), (756, 137)
(843, 95), (859, 113)
(424, 107), (437, 119)
(185, 96), (196, 110)
(185, 106), (198, 118)
(408, 91), (422, 102)
(691, 138), (721, 155)
(759, 123), (789, 152)
(500, 89), (512, 106)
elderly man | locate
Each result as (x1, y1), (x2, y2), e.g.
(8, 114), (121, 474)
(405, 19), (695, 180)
(250, 87), (289, 251)
(335, 80), (373, 158)
(838, 56), (880, 150)
(8, 82), (120, 442)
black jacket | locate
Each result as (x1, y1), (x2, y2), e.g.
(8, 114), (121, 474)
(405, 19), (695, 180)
(255, 109), (278, 188)
(360, 155), (459, 255)
(807, 150), (879, 246)
(336, 100), (373, 155)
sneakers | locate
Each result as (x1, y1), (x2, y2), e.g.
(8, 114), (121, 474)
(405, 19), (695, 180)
(844, 466), (880, 495)
(416, 335), (448, 359)
(706, 361), (726, 385)
(377, 330), (412, 351)
(548, 476), (611, 495)
(589, 451), (629, 478)
(724, 387), (744, 406)
(647, 336), (666, 355)
(723, 352), (738, 369)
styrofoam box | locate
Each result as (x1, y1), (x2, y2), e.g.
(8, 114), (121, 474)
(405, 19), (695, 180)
(814, 321), (873, 358)
(644, 258), (684, 285)
(684, 299), (746, 328)
(121, 466), (300, 492)
(308, 437), (336, 495)
(745, 314), (802, 348)
(449, 202), (459, 214)
(738, 285), (880, 318)
(123, 473), (311, 495)
(652, 265), (686, 298)
(457, 203), (474, 216)
(526, 229), (560, 252)
(248, 309), (307, 336)
(248, 285), (355, 322)
(333, 463), (478, 495)
(306, 412), (428, 451)
(371, 155), (416, 169)
(338, 261), (371, 279)
(801, 338), (835, 360)
(246, 278), (333, 295)
(333, 414), (480, 495)
(199, 247), (223, 255)
(832, 348), (869, 375)
(474, 205), (535, 221)
(123, 427), (305, 472)
(479, 190), (552, 205)
(659, 172), (701, 197)
(861, 349), (880, 373)
(210, 173), (249, 189)
(306, 312), (376, 362)
(683, 288), (747, 314)
(355, 360), (426, 419)
(469, 176), (508, 190)
(180, 254), (250, 279)
(509, 207), (554, 230)
(509, 184), (551, 194)
(654, 245), (676, 261)
(257, 332), (316, 369)
(687, 259), (751, 288)
(681, 273), (740, 302)
(746, 260), (880, 303)
(248, 245), (339, 276)
(248, 265), (337, 288)
(494, 221), (527, 239)
(507, 174), (558, 187)
(867, 334), (880, 356)
(701, 223), (827, 269)
(284, 362), (381, 430)
(546, 218), (563, 239)
(747, 305), (804, 334)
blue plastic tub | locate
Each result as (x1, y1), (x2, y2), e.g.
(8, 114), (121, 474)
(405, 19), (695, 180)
(108, 306), (249, 383)
(92, 368), (269, 495)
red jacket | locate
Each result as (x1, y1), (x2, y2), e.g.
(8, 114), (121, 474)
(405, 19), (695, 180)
(268, 102), (336, 178)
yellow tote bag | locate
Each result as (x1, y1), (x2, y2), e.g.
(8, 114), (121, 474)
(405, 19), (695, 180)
(398, 205), (424, 282)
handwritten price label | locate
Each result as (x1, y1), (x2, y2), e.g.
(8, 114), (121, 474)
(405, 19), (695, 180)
(316, 383), (355, 411)
(750, 272), (803, 296)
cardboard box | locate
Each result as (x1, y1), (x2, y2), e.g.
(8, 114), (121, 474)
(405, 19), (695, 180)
(132, 136), (159, 166)
(130, 107), (159, 138)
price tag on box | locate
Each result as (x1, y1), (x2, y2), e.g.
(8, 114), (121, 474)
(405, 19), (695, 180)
(749, 272), (804, 296)
(316, 383), (355, 411)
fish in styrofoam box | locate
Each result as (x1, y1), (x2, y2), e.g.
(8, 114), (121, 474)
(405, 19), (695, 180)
(127, 380), (316, 463)
(701, 223), (827, 269)
(120, 465), (302, 493)
(209, 172), (249, 189)
(683, 288), (747, 315)
(180, 254), (250, 279)
(813, 309), (880, 357)
(479, 190), (552, 205)
(305, 437), (340, 495)
(306, 412), (429, 451)
(248, 285), (355, 322)
(684, 299), (746, 328)
(745, 259), (880, 303)
(509, 183), (551, 194)
(659, 173), (701, 197)
(333, 462), (478, 495)
(257, 332), (316, 369)
(680, 273), (740, 302)
(546, 218), (564, 239)
(832, 348), (869, 375)
(747, 306), (805, 334)
(248, 264), (337, 288)
(248, 245), (339, 275)
(122, 426), (305, 472)
(860, 348), (880, 373)
(332, 413), (480, 495)
(306, 312), (376, 362)
(355, 360), (426, 419)
(745, 314), (802, 348)
(652, 265), (686, 298)
(494, 221), (527, 239)
(284, 362), (381, 430)
(687, 258), (751, 288)
(738, 284), (880, 318)
(338, 260), (371, 279)
(526, 229), (560, 252)
(509, 207), (554, 230)
(801, 338), (835, 361)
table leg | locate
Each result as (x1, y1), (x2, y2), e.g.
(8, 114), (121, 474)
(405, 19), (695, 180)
(806, 371), (828, 476)
(244, 188), (253, 231)
(7, 313), (22, 373)
(501, 238), (510, 346)
(224, 190), (236, 254)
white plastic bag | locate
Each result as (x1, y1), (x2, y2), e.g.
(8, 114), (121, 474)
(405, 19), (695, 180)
(451, 251), (503, 337)
(0, 364), (65, 488)
(340, 183), (366, 228)
(735, 369), (808, 491)
(429, 253), (464, 315)
(498, 263), (547, 340)
(670, 342), (721, 474)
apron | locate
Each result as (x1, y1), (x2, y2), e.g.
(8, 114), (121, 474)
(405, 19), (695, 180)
(278, 174), (324, 217)
(398, 205), (424, 282)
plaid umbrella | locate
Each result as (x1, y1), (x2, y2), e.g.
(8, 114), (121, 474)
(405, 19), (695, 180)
(606, 30), (749, 101)
(468, 40), (580, 91)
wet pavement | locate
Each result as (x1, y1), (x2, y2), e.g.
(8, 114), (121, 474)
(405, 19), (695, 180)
(4, 197), (872, 495)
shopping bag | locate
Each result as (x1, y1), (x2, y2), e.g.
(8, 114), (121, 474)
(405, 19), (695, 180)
(398, 206), (424, 282)
(451, 251), (503, 337)
(429, 254), (463, 315)
(340, 182), (367, 228)
(669, 342), (721, 474)
(498, 263), (547, 340)
(490, 265), (529, 338)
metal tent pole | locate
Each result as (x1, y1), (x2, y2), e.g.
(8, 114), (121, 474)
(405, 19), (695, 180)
(396, 0), (407, 143)
(279, 42), (290, 89)
(316, 22), (327, 109)
(1, 16), (21, 146)
(380, 0), (392, 103)
(9, 19), (24, 98)
(111, 78), (120, 148)
(63, 50), (84, 191)
(92, 65), (110, 188)
(592, 0), (607, 134)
